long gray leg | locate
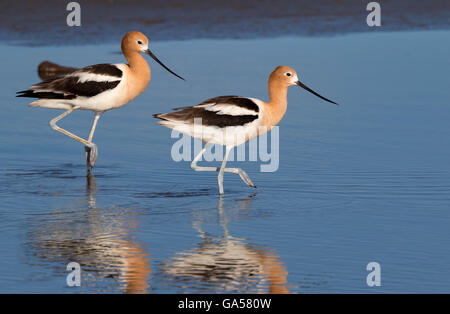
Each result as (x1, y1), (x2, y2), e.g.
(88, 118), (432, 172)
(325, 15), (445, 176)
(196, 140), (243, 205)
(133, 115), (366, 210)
(49, 107), (101, 174)
(190, 144), (256, 191)
(87, 112), (101, 142)
(191, 143), (218, 172)
(85, 113), (101, 174)
(224, 167), (256, 188)
(217, 147), (232, 194)
(190, 143), (230, 194)
(49, 106), (91, 145)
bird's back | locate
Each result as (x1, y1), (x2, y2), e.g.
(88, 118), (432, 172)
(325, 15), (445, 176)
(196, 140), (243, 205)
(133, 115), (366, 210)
(153, 95), (267, 146)
(17, 63), (125, 111)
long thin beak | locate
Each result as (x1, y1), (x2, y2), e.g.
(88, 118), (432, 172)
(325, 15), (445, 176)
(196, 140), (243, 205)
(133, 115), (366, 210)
(296, 80), (338, 105)
(146, 49), (185, 81)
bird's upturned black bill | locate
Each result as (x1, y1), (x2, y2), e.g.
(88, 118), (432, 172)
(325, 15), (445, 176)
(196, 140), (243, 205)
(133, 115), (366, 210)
(296, 81), (338, 105)
(146, 49), (185, 81)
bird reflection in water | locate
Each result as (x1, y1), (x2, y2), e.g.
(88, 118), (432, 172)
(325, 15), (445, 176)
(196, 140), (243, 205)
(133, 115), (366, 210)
(29, 174), (151, 293)
(162, 195), (290, 293)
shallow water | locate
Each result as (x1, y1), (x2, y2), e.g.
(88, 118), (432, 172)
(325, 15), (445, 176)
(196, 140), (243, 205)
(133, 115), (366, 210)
(1, 30), (450, 293)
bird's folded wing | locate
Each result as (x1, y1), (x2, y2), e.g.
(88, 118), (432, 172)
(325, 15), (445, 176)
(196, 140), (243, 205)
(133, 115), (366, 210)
(17, 64), (122, 99)
(156, 96), (260, 127)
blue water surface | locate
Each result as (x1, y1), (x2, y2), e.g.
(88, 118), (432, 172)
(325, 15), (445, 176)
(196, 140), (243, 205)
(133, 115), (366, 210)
(0, 30), (449, 293)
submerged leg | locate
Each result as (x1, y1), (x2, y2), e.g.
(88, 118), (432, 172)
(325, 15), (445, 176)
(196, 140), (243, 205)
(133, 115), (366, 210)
(85, 113), (101, 174)
(217, 147), (232, 194)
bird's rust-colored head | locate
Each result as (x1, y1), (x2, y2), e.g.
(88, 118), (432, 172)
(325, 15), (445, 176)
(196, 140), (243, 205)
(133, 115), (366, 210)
(269, 65), (299, 87)
(270, 65), (338, 105)
(121, 31), (185, 80)
(121, 31), (150, 54)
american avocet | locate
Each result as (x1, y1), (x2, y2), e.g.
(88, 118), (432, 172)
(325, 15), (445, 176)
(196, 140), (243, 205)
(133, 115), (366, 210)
(37, 61), (78, 81)
(17, 31), (184, 174)
(154, 66), (337, 194)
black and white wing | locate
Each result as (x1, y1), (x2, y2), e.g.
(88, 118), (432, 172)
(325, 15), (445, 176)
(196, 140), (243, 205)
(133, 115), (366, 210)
(17, 63), (123, 100)
(154, 95), (260, 128)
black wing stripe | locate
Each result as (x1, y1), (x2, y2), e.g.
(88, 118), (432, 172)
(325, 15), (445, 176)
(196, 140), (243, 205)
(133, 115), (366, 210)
(172, 96), (260, 113)
(16, 63), (122, 99)
(81, 64), (122, 78)
(198, 96), (260, 113)
(48, 78), (121, 97)
(16, 90), (75, 100)
(154, 107), (258, 127)
(17, 78), (121, 99)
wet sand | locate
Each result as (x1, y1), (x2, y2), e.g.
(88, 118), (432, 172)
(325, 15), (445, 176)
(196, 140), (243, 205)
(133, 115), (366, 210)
(1, 0), (449, 45)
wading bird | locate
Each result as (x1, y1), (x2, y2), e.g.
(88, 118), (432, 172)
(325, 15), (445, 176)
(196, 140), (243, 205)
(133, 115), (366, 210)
(17, 31), (185, 174)
(154, 66), (337, 194)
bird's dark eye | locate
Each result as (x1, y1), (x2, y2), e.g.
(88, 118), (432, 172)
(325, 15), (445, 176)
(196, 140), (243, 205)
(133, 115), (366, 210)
(286, 72), (292, 77)
(137, 40), (143, 45)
